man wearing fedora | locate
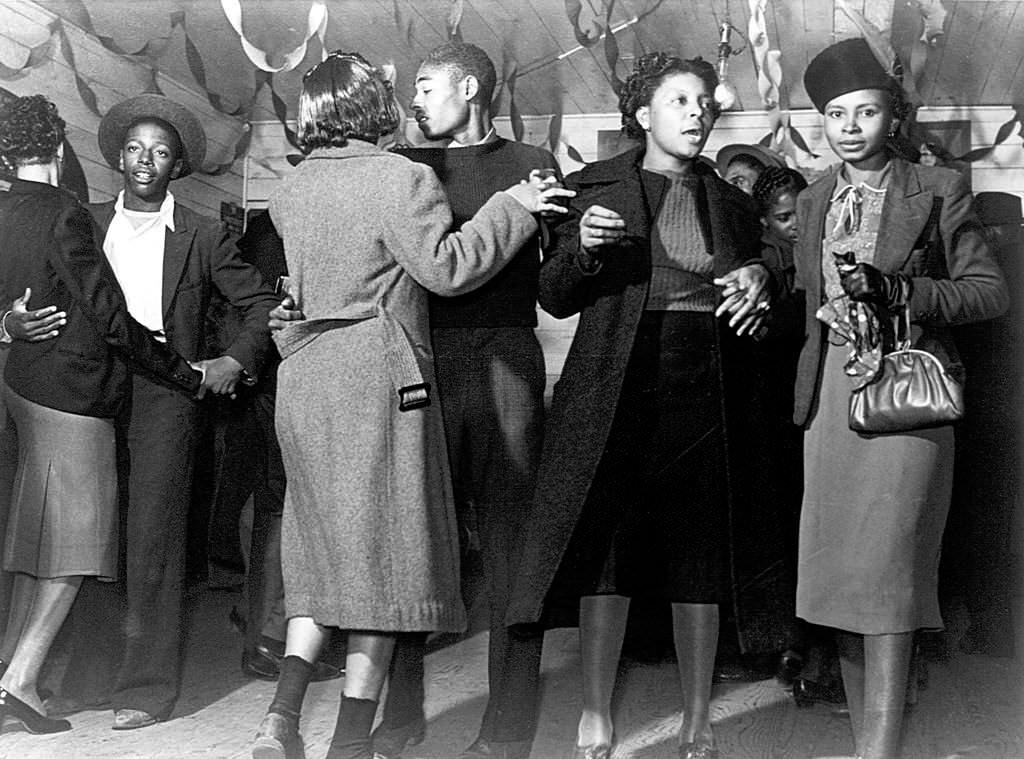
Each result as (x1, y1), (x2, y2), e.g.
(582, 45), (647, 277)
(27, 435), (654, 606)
(56, 93), (278, 730)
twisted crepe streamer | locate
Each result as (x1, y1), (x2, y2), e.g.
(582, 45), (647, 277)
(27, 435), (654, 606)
(220, 0), (328, 73)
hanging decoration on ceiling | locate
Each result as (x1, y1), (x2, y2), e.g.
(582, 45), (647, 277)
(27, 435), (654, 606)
(745, 0), (815, 165)
(393, 0), (415, 48)
(220, 0), (328, 73)
(0, 6), (303, 174)
(447, 0), (465, 41)
(0, 21), (55, 81)
(63, 0), (178, 59)
(916, 0), (947, 45)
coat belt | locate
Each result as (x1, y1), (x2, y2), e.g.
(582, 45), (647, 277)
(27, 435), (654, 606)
(273, 301), (430, 411)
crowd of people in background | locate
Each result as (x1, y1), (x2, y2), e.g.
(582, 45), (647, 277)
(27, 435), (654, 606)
(0, 32), (1013, 759)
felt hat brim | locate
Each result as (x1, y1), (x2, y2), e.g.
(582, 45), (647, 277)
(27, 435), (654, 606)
(715, 143), (785, 175)
(98, 94), (206, 178)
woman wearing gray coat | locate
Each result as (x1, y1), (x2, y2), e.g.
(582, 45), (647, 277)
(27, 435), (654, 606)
(250, 52), (570, 759)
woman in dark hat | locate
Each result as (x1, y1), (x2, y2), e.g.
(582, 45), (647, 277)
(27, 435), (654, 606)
(506, 52), (792, 759)
(793, 38), (1008, 758)
(0, 94), (201, 735)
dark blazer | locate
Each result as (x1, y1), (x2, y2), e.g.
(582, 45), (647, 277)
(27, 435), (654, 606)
(0, 178), (199, 417)
(89, 199), (278, 376)
(792, 158), (1009, 426)
(507, 148), (794, 653)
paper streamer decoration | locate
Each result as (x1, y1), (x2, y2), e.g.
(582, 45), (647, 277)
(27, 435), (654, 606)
(220, 0), (327, 73)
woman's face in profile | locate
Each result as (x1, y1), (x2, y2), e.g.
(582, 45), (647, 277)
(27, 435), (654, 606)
(636, 72), (715, 169)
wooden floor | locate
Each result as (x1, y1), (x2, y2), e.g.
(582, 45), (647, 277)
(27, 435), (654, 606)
(0, 588), (1021, 759)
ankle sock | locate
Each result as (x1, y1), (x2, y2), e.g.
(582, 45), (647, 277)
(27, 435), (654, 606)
(268, 655), (314, 719)
(325, 696), (378, 759)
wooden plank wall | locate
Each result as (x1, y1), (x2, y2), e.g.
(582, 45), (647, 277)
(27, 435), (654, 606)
(0, 0), (246, 218)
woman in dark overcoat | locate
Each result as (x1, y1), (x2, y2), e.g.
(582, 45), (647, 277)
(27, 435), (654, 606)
(506, 53), (792, 759)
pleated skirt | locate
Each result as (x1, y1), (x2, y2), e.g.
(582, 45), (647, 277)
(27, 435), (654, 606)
(3, 386), (117, 580)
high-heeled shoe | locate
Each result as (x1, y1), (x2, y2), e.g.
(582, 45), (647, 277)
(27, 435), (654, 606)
(570, 744), (611, 759)
(0, 687), (71, 734)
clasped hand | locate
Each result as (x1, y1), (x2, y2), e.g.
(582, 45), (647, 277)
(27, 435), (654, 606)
(190, 355), (244, 400)
(579, 205), (626, 255)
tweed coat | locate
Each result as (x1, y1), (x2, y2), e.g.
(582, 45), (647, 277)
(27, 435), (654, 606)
(506, 148), (795, 654)
(792, 158), (1009, 426)
(270, 141), (538, 632)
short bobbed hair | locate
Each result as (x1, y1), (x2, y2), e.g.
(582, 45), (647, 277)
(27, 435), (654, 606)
(619, 53), (720, 140)
(297, 52), (400, 152)
(420, 42), (497, 105)
(0, 94), (65, 171)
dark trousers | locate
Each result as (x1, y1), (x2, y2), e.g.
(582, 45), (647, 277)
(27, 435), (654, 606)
(113, 374), (203, 717)
(59, 374), (202, 718)
(208, 386), (286, 646)
(384, 327), (545, 743)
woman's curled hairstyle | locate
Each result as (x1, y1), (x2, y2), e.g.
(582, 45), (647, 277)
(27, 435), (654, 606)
(297, 51), (400, 152)
(619, 53), (720, 139)
(0, 94), (65, 172)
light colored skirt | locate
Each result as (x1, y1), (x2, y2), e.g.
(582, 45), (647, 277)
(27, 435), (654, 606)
(797, 342), (954, 634)
(3, 385), (117, 580)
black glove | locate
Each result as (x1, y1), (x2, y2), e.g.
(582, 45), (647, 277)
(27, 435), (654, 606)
(834, 254), (904, 307)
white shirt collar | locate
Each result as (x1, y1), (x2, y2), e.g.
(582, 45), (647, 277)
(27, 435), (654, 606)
(113, 190), (177, 232)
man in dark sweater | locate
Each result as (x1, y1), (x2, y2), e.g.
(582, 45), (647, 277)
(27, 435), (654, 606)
(386, 43), (557, 759)
(271, 42), (559, 759)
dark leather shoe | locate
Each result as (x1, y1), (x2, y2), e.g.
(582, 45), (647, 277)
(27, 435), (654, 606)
(243, 645), (282, 680)
(112, 707), (159, 730)
(242, 645), (343, 682)
(462, 735), (533, 759)
(792, 677), (846, 707)
(0, 688), (71, 734)
(776, 649), (805, 684)
(252, 711), (301, 759)
(371, 716), (426, 758)
(311, 658), (344, 682)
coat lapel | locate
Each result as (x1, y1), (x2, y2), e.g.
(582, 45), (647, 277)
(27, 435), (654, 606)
(874, 159), (934, 273)
(162, 205), (196, 318)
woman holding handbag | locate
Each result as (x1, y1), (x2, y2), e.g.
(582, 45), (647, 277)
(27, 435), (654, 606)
(792, 39), (1008, 759)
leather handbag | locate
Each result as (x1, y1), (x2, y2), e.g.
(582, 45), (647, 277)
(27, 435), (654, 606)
(848, 307), (964, 434)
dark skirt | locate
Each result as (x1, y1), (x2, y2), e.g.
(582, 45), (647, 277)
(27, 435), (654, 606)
(546, 310), (729, 605)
